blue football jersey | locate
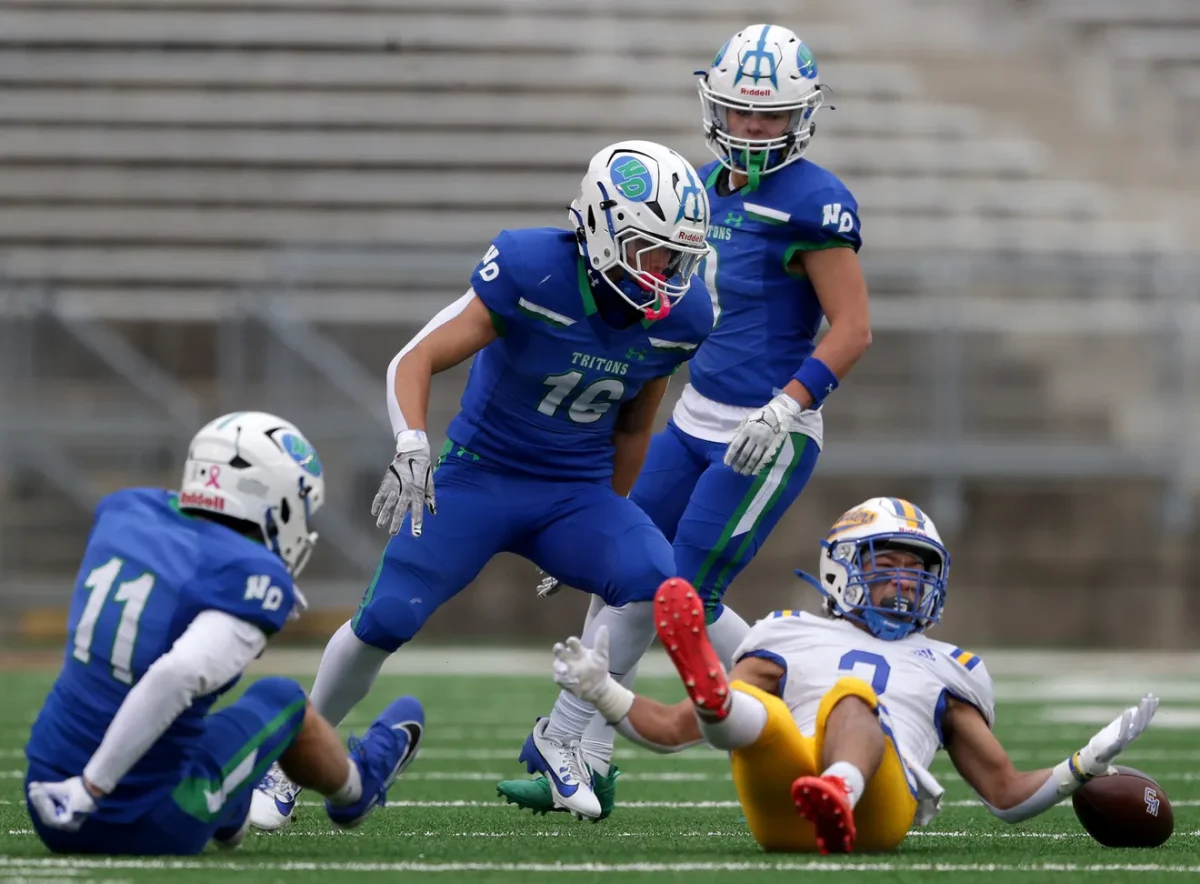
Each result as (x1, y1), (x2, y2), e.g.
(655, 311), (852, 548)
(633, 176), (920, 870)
(689, 159), (861, 408)
(447, 228), (714, 480)
(25, 488), (297, 822)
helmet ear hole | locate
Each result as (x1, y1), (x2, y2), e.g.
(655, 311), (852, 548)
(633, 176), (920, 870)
(587, 205), (596, 233)
(279, 498), (291, 525)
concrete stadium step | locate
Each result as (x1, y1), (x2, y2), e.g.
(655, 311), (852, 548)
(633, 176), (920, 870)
(0, 127), (1039, 176)
(0, 167), (1110, 219)
(0, 90), (984, 139)
(0, 10), (858, 56)
(0, 50), (921, 97)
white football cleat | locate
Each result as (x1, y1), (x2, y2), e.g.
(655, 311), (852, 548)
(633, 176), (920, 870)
(248, 762), (302, 831)
(517, 718), (601, 819)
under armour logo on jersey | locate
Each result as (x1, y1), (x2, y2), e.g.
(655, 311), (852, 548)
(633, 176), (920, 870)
(822, 203), (856, 234)
(245, 575), (285, 612)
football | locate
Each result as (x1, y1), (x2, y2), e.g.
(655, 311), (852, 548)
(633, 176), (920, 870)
(1072, 765), (1174, 847)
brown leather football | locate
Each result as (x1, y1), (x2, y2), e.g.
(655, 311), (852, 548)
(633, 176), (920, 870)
(1072, 765), (1174, 847)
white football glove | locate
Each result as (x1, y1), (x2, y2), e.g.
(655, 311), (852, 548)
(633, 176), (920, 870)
(371, 429), (436, 537)
(552, 626), (634, 723)
(27, 776), (99, 832)
(535, 567), (561, 599)
(723, 392), (805, 477)
(1078, 693), (1160, 775)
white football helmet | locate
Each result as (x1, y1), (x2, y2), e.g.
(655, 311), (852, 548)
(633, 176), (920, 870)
(697, 24), (826, 183)
(797, 497), (950, 642)
(569, 140), (710, 320)
(179, 411), (325, 577)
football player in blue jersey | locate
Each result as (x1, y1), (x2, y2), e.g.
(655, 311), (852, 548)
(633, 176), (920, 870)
(23, 412), (424, 855)
(500, 23), (873, 820)
(248, 140), (714, 827)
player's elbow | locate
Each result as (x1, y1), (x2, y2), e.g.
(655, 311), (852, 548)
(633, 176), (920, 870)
(840, 317), (871, 356)
(975, 770), (1024, 814)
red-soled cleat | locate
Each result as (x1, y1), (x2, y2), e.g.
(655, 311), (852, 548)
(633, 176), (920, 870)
(653, 578), (729, 718)
(791, 775), (856, 854)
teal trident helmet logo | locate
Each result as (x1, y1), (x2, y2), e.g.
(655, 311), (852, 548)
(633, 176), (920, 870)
(281, 432), (323, 478)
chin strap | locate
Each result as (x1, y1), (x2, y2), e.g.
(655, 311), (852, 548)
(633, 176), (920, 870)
(736, 149), (767, 191)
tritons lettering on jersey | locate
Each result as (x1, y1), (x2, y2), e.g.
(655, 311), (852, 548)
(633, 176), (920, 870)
(570, 352), (629, 375)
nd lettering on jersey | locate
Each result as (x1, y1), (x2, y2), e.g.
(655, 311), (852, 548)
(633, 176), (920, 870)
(822, 203), (855, 234)
(244, 575), (284, 612)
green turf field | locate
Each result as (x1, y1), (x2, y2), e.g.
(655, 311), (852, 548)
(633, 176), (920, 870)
(0, 652), (1196, 883)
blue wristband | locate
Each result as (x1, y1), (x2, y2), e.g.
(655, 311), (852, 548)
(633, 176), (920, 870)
(792, 357), (839, 408)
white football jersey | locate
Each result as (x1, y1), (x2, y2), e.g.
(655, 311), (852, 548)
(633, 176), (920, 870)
(732, 610), (995, 821)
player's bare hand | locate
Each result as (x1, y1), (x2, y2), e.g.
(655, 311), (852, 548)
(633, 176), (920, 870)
(535, 567), (562, 599)
(1083, 693), (1159, 772)
(371, 429), (436, 537)
(27, 776), (99, 832)
(724, 393), (804, 476)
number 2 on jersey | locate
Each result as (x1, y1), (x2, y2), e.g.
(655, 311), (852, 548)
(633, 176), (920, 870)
(838, 649), (891, 696)
(73, 556), (155, 684)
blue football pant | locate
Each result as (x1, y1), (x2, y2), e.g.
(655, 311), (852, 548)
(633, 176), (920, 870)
(629, 420), (820, 622)
(352, 452), (676, 653)
(26, 677), (307, 855)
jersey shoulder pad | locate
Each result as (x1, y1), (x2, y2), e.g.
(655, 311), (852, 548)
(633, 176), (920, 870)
(777, 161), (862, 252)
(470, 227), (577, 327)
(732, 609), (808, 666)
(189, 542), (297, 636)
(928, 640), (996, 727)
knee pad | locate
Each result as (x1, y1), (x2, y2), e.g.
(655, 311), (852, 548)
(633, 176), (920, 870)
(351, 593), (426, 653)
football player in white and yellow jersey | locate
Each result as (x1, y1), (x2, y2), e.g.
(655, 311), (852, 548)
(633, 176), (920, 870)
(550, 497), (1159, 853)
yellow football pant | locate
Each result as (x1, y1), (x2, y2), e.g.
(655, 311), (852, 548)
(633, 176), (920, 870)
(729, 677), (918, 852)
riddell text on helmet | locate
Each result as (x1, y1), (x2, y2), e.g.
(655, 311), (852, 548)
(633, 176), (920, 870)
(180, 491), (225, 511)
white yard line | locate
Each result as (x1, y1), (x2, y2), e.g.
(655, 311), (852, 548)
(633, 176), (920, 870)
(14, 829), (1187, 841)
(5, 858), (1200, 874)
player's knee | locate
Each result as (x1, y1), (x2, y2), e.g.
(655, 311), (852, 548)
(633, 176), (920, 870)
(244, 676), (307, 711)
(352, 595), (425, 653)
(819, 678), (880, 733)
(604, 536), (676, 605)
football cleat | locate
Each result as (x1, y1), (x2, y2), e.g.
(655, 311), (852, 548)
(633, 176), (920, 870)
(326, 695), (424, 829)
(497, 764), (621, 821)
(516, 718), (601, 819)
(248, 763), (302, 831)
(792, 774), (856, 854)
(654, 578), (729, 717)
(211, 813), (251, 850)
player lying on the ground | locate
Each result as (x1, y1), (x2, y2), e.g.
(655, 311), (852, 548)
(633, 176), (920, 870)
(549, 497), (1159, 853)
(249, 140), (714, 828)
(506, 23), (872, 819)
(24, 412), (423, 855)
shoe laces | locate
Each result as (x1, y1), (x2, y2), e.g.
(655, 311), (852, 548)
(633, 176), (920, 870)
(565, 741), (592, 790)
(263, 764), (300, 802)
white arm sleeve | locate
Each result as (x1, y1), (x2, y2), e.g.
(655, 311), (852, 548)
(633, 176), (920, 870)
(386, 289), (478, 439)
(82, 610), (268, 794)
